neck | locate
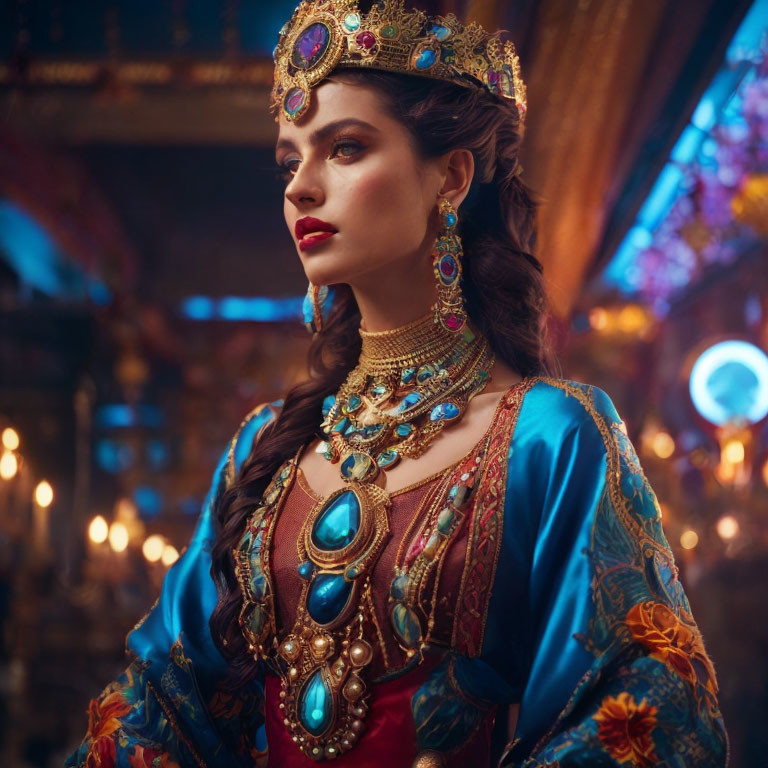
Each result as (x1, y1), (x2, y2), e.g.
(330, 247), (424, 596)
(351, 258), (437, 333)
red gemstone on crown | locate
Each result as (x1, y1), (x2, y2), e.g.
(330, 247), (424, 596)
(356, 31), (376, 49)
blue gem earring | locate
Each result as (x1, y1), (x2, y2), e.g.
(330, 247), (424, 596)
(432, 199), (467, 333)
(302, 283), (335, 334)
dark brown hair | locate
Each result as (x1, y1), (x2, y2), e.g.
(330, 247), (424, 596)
(209, 68), (559, 689)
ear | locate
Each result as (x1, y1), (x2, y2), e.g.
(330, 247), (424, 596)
(437, 148), (474, 209)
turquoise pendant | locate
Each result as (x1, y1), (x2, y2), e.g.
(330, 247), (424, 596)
(311, 490), (361, 551)
(297, 667), (334, 736)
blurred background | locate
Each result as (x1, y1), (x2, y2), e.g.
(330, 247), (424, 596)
(0, 0), (766, 765)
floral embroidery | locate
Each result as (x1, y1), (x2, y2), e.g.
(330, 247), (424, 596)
(626, 600), (718, 698)
(127, 745), (181, 768)
(85, 683), (132, 767)
(593, 691), (658, 767)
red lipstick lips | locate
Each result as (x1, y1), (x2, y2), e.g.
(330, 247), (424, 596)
(295, 216), (338, 252)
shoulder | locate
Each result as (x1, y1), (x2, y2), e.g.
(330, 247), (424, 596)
(519, 376), (625, 452)
(223, 400), (283, 486)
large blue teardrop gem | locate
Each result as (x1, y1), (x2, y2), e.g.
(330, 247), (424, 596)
(298, 667), (334, 736)
(307, 573), (354, 625)
(291, 22), (331, 70)
(312, 491), (361, 551)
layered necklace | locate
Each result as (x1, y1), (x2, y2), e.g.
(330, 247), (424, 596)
(234, 313), (494, 761)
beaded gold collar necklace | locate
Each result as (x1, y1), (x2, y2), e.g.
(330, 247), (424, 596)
(318, 312), (495, 478)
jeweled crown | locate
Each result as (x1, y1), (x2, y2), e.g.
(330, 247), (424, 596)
(271, 0), (526, 124)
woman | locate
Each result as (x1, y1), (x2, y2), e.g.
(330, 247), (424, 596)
(67, 1), (727, 766)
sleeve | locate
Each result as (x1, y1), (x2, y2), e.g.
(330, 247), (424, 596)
(499, 380), (727, 768)
(65, 403), (278, 768)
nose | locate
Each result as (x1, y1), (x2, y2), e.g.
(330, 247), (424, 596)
(285, 160), (325, 209)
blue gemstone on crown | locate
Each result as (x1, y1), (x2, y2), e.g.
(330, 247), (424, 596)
(430, 402), (460, 422)
(298, 667), (334, 736)
(311, 490), (361, 551)
(291, 22), (331, 70)
(427, 23), (452, 41)
(414, 46), (438, 70)
(343, 12), (361, 32)
(307, 572), (354, 625)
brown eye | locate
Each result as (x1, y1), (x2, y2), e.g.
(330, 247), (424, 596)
(276, 158), (299, 184)
(330, 140), (362, 159)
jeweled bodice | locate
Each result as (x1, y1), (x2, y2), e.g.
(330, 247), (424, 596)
(271, 467), (462, 680)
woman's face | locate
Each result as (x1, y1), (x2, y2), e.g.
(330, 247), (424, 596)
(275, 78), (445, 289)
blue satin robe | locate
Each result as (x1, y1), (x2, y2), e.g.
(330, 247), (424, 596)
(66, 378), (727, 767)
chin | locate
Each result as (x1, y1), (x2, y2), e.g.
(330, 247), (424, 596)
(299, 253), (359, 287)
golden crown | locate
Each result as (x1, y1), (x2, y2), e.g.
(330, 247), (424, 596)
(270, 0), (526, 124)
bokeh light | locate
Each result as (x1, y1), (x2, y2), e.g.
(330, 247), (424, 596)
(108, 522), (129, 552)
(34, 480), (54, 508)
(88, 516), (109, 544)
(142, 535), (166, 563)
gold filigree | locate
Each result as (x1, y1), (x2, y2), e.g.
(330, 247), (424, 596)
(271, 0), (526, 123)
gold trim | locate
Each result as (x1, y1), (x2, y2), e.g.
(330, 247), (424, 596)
(225, 402), (275, 487)
(146, 680), (209, 768)
(451, 376), (539, 653)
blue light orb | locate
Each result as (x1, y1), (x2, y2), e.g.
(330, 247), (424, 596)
(689, 340), (768, 426)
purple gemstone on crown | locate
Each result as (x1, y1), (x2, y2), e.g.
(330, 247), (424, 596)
(285, 87), (307, 116)
(291, 22), (331, 70)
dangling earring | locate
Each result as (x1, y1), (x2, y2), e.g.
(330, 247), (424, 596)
(302, 282), (335, 333)
(432, 198), (467, 333)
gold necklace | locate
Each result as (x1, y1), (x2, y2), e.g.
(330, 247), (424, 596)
(234, 314), (494, 761)
(319, 313), (495, 476)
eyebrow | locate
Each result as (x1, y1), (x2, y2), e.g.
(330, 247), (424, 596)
(275, 118), (380, 157)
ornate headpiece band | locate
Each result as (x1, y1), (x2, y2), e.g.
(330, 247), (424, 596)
(270, 0), (527, 124)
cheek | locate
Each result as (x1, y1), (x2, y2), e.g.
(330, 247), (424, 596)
(342, 160), (429, 250)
